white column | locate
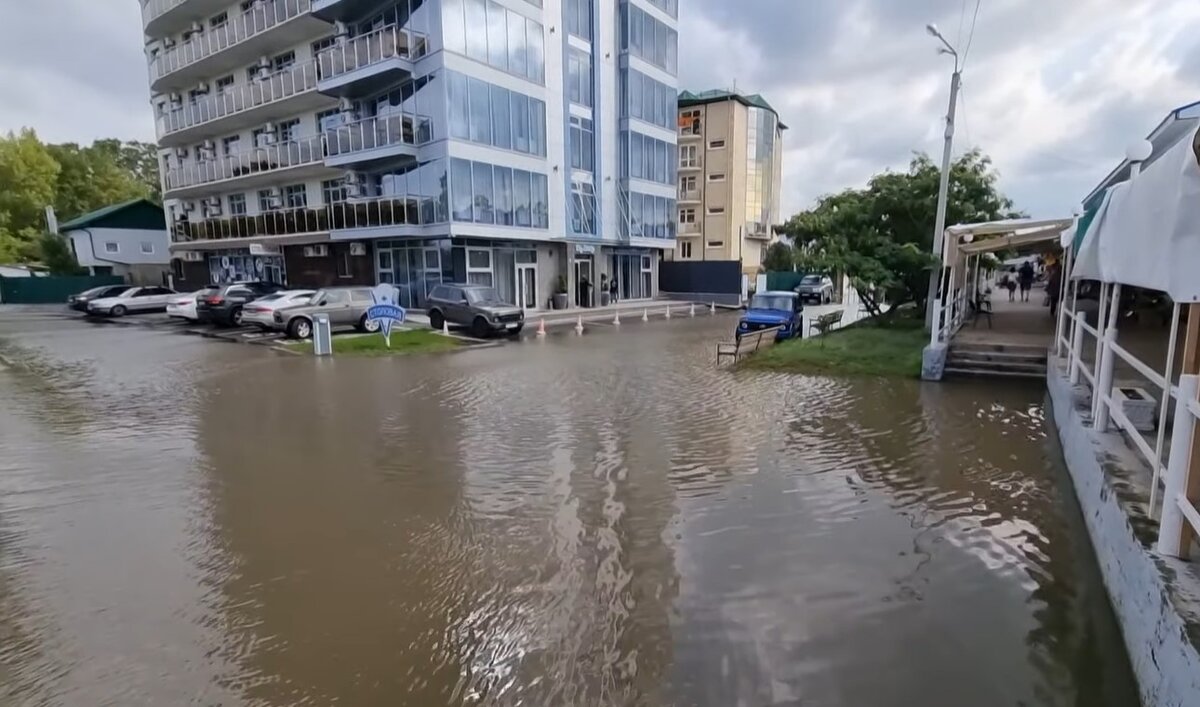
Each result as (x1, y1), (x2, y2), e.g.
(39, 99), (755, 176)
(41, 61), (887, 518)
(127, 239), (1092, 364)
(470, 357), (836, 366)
(1151, 302), (1183, 515)
(1069, 311), (1084, 385)
(1091, 283), (1110, 420)
(1095, 283), (1122, 432)
(1159, 374), (1199, 557)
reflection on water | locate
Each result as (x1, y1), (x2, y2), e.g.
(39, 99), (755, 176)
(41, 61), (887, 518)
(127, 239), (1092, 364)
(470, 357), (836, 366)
(0, 311), (1138, 705)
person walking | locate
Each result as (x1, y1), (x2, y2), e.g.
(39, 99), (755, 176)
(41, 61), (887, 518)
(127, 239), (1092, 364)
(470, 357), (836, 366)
(1000, 268), (1017, 302)
(1046, 263), (1062, 319)
(1018, 261), (1035, 302)
(609, 273), (619, 305)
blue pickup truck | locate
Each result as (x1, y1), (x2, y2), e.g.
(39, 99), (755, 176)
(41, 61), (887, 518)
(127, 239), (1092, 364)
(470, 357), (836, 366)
(736, 291), (804, 341)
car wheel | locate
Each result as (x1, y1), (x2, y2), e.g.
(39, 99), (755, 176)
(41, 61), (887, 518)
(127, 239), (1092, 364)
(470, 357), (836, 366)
(110, 304), (127, 317)
(359, 315), (380, 333)
(471, 316), (490, 339)
(288, 318), (312, 340)
(429, 310), (445, 330)
(230, 306), (244, 327)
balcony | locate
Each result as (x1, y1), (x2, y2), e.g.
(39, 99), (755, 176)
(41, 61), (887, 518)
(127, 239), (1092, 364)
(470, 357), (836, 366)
(157, 61), (332, 146)
(678, 129), (703, 140)
(143, 0), (229, 38)
(324, 113), (432, 168)
(163, 135), (336, 199)
(311, 0), (395, 23)
(171, 197), (439, 246)
(677, 188), (700, 203)
(316, 25), (428, 98)
(679, 159), (701, 171)
(678, 221), (700, 234)
(150, 0), (329, 92)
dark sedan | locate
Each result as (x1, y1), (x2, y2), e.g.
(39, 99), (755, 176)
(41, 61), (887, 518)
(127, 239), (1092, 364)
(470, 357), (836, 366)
(195, 282), (284, 326)
(67, 285), (131, 312)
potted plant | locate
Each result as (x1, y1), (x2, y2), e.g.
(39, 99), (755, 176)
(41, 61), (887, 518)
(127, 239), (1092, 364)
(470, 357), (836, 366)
(552, 275), (570, 310)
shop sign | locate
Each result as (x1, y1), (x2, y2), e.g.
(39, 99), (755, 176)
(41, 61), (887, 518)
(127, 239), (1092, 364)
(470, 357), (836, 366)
(366, 284), (406, 347)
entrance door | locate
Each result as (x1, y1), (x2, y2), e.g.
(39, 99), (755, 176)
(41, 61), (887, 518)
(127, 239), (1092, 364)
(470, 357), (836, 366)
(516, 264), (537, 309)
(573, 258), (593, 307)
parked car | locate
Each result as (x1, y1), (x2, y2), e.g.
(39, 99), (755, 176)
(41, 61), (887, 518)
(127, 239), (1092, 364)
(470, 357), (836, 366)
(272, 286), (381, 339)
(736, 290), (803, 340)
(195, 282), (285, 327)
(795, 274), (835, 304)
(241, 290), (315, 331)
(86, 286), (178, 316)
(166, 286), (218, 322)
(68, 285), (131, 312)
(426, 283), (524, 338)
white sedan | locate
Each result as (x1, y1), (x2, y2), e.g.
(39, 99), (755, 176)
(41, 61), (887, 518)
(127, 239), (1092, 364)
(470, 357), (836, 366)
(87, 286), (178, 316)
(241, 290), (315, 330)
(166, 286), (217, 322)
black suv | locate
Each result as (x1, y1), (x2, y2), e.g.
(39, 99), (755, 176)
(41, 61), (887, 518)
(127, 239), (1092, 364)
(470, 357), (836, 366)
(427, 284), (525, 338)
(195, 281), (284, 326)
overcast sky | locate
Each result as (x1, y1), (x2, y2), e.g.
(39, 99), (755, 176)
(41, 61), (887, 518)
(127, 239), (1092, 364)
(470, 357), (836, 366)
(2, 0), (1198, 219)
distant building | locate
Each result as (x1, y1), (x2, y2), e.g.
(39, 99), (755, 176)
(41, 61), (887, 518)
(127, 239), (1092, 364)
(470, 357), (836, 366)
(61, 199), (171, 285)
(0, 264), (48, 278)
(675, 89), (785, 276)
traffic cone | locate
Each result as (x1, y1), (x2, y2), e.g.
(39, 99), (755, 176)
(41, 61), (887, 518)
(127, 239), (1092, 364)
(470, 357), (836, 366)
(689, 303), (696, 317)
(642, 309), (648, 322)
(613, 310), (621, 326)
(537, 317), (546, 336)
(442, 320), (450, 335)
(575, 315), (584, 334)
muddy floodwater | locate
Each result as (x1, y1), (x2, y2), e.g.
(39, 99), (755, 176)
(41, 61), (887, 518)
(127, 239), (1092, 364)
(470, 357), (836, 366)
(0, 309), (1138, 706)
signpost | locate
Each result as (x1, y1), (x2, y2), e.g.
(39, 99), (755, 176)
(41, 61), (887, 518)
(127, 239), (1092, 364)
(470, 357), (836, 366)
(365, 283), (406, 347)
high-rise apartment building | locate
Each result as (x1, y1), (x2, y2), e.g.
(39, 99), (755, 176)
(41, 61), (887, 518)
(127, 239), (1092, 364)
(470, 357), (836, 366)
(139, 0), (677, 309)
(674, 90), (784, 276)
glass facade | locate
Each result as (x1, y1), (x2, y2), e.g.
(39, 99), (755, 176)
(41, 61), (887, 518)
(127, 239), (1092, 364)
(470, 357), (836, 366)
(569, 116), (594, 172)
(619, 131), (676, 186)
(450, 158), (549, 229)
(620, 3), (678, 74)
(366, 160), (450, 224)
(621, 190), (675, 240)
(443, 0), (545, 84)
(566, 0), (592, 40)
(621, 69), (674, 130)
(745, 107), (779, 236)
(571, 181), (596, 235)
(446, 71), (547, 156)
(567, 50), (593, 108)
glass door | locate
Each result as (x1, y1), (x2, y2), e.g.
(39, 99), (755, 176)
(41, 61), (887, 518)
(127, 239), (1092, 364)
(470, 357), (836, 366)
(573, 257), (593, 307)
(516, 264), (537, 309)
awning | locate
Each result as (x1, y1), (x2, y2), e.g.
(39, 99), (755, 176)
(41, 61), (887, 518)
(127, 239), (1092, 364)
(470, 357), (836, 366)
(1072, 125), (1200, 302)
(948, 218), (1074, 256)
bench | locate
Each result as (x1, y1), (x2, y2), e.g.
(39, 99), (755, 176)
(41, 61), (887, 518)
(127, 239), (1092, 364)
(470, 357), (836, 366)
(716, 325), (784, 364)
(808, 310), (843, 337)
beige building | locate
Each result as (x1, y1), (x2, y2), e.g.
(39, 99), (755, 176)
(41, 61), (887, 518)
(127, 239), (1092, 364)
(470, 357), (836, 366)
(674, 90), (785, 275)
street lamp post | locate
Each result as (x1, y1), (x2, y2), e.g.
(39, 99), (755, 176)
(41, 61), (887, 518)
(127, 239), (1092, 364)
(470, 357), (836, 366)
(924, 23), (962, 332)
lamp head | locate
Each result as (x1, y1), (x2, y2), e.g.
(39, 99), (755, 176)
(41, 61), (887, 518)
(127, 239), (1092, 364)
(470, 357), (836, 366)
(926, 23), (940, 38)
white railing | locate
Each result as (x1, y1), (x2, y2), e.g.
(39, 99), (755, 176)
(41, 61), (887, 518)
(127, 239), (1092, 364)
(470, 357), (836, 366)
(171, 194), (439, 243)
(678, 188), (700, 201)
(142, 0), (188, 29)
(678, 221), (699, 234)
(678, 159), (700, 170)
(158, 60), (320, 138)
(316, 25), (428, 82)
(1057, 279), (1199, 558)
(151, 0), (312, 83)
(324, 113), (432, 158)
(164, 135), (326, 194)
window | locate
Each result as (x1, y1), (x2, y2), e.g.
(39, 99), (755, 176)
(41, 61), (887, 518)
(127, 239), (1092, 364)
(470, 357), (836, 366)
(210, 11), (228, 28)
(570, 181), (596, 234)
(622, 4), (677, 73)
(338, 251), (352, 278)
(215, 75), (235, 93)
(284, 184), (307, 209)
(467, 248), (493, 286)
(104, 242), (119, 254)
(708, 173), (726, 182)
(707, 206), (725, 215)
(707, 240), (723, 247)
(494, 165), (514, 225)
(567, 0), (592, 40)
(140, 242), (154, 254)
(221, 135), (240, 155)
(451, 158), (474, 222)
(680, 176), (697, 192)
(316, 108), (342, 133)
(487, 1), (508, 70)
(445, 0), (544, 83)
(513, 169), (531, 226)
(272, 51), (296, 72)
(569, 116), (594, 172)
(277, 119), (300, 143)
(472, 161), (494, 224)
(680, 144), (698, 168)
(228, 193), (247, 215)
(708, 139), (726, 149)
(468, 77), (492, 144)
(311, 36), (336, 55)
(680, 109), (701, 136)
(679, 208), (696, 223)
(491, 84), (511, 150)
(568, 50), (592, 107)
(680, 241), (693, 258)
(322, 179), (348, 204)
(258, 189), (279, 211)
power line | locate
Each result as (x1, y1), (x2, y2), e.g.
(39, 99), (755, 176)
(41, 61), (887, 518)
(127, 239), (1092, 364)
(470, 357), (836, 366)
(961, 0), (983, 68)
(955, 0), (969, 49)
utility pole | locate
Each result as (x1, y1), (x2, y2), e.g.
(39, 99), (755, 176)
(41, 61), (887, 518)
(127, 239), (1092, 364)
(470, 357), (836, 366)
(923, 24), (961, 331)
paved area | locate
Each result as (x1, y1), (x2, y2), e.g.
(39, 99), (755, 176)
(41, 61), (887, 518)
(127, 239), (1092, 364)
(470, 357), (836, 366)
(956, 296), (1056, 348)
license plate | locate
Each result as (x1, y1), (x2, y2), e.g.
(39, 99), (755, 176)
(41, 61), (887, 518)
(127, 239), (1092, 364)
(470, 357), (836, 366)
(506, 323), (519, 330)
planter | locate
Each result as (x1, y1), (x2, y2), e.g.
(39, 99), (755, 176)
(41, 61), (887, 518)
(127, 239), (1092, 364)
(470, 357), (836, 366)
(600, 292), (611, 307)
(552, 293), (569, 310)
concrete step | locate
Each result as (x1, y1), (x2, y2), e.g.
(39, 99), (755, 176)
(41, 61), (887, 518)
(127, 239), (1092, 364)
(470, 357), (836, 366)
(946, 360), (1048, 374)
(944, 366), (1047, 380)
(947, 350), (1047, 366)
(950, 342), (1048, 356)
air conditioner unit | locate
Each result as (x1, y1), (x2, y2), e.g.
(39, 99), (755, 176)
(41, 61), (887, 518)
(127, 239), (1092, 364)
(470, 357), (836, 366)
(174, 146), (189, 159)
(262, 121), (276, 134)
(162, 37), (177, 48)
(203, 196), (221, 208)
(181, 201), (196, 212)
(201, 139), (216, 154)
(256, 56), (272, 72)
(195, 81), (210, 93)
(182, 251), (204, 262)
(344, 181), (364, 198)
(189, 21), (204, 35)
(267, 186), (281, 197)
(168, 92), (184, 104)
(338, 97), (354, 113)
(349, 242), (366, 256)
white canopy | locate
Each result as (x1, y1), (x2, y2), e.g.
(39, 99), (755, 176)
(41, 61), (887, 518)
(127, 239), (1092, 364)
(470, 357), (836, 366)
(1073, 126), (1200, 302)
(948, 218), (1073, 256)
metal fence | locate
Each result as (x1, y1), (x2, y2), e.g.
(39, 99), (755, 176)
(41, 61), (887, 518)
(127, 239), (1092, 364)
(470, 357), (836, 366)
(0, 276), (125, 305)
(151, 0), (312, 82)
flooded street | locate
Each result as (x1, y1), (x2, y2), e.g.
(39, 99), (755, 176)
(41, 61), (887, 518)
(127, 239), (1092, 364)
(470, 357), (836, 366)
(0, 309), (1137, 706)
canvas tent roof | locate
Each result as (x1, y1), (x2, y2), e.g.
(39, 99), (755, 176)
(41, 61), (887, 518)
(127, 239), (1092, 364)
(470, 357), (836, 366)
(947, 218), (1074, 256)
(1072, 124), (1200, 302)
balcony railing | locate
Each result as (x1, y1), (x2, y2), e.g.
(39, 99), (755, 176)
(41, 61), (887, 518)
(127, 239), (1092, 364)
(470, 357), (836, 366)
(141, 0), (188, 30)
(678, 221), (700, 234)
(164, 135), (326, 194)
(172, 195), (444, 243)
(158, 60), (320, 138)
(678, 188), (700, 201)
(151, 0), (313, 84)
(679, 159), (701, 170)
(316, 24), (428, 83)
(325, 113), (432, 158)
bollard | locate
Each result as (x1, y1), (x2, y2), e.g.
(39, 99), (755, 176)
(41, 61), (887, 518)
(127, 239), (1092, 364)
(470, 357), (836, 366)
(575, 316), (584, 334)
(665, 307), (672, 319)
(710, 302), (716, 314)
(312, 313), (333, 356)
(613, 310), (621, 326)
(642, 309), (648, 322)
(537, 318), (546, 337)
(442, 320), (450, 336)
(689, 303), (695, 317)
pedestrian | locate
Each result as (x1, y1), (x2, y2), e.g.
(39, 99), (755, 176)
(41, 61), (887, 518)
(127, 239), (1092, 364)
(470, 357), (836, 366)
(579, 274), (592, 308)
(599, 273), (609, 306)
(1000, 269), (1017, 302)
(609, 273), (619, 305)
(1018, 261), (1035, 302)
(1046, 263), (1062, 319)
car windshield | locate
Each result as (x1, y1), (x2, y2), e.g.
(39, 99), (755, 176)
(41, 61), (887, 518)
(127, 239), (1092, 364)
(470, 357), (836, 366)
(465, 287), (503, 305)
(106, 288), (133, 298)
(751, 294), (794, 312)
(801, 275), (822, 285)
(80, 286), (110, 297)
(256, 294), (284, 302)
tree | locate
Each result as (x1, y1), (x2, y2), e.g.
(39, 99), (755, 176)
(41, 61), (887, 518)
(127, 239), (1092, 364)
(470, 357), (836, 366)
(761, 241), (795, 272)
(47, 142), (150, 221)
(778, 149), (1020, 319)
(0, 129), (60, 262)
(37, 233), (85, 275)
(93, 139), (162, 202)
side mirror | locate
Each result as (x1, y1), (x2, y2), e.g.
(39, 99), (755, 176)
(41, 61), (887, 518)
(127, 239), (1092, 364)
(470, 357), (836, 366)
(316, 296), (328, 306)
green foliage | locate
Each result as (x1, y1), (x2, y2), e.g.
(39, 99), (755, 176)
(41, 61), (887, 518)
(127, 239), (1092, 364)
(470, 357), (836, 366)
(0, 129), (159, 265)
(37, 233), (85, 275)
(745, 316), (927, 377)
(778, 149), (1020, 318)
(286, 330), (460, 357)
(761, 241), (795, 272)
